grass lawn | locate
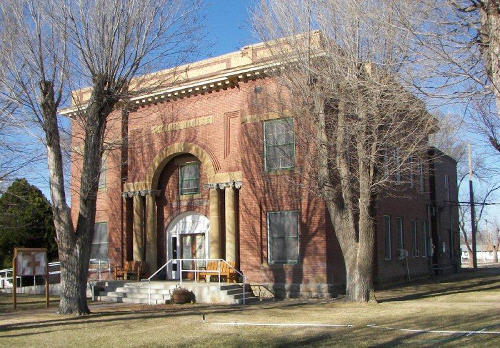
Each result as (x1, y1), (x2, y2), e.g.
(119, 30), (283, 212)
(1, 267), (499, 347)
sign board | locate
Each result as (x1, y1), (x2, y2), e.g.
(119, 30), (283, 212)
(16, 250), (47, 276)
(12, 248), (49, 309)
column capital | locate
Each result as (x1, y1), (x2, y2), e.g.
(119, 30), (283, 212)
(206, 181), (243, 190)
(123, 189), (160, 198)
(204, 183), (219, 190)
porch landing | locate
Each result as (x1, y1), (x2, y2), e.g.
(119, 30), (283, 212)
(93, 280), (258, 305)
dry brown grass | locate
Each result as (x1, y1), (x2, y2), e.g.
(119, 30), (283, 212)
(1, 268), (499, 347)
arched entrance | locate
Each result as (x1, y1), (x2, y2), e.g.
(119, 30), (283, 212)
(166, 212), (210, 280)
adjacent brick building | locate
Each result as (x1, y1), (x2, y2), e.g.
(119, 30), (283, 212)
(67, 37), (460, 298)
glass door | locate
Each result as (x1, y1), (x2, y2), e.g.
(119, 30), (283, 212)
(181, 233), (205, 280)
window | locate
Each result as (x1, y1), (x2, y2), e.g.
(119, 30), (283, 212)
(444, 175), (450, 201)
(91, 222), (108, 259)
(396, 217), (404, 250)
(264, 118), (295, 171)
(384, 215), (391, 260)
(179, 162), (200, 195)
(98, 157), (106, 189)
(267, 211), (299, 264)
(412, 220), (419, 257)
(393, 148), (401, 182)
(422, 221), (428, 257)
(409, 156), (414, 188)
(417, 163), (424, 192)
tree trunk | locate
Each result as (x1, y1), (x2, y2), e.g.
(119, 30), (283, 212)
(39, 80), (86, 314)
(40, 77), (116, 314)
(58, 236), (90, 314)
(493, 245), (498, 263)
(468, 250), (474, 267)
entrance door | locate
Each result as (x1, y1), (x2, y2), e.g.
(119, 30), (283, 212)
(181, 233), (205, 279)
(166, 212), (209, 280)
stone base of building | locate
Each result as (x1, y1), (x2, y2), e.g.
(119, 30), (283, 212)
(250, 282), (340, 300)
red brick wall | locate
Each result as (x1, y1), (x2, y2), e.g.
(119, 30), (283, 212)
(70, 73), (457, 293)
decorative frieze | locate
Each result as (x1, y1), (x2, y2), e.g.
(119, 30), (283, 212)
(151, 115), (213, 134)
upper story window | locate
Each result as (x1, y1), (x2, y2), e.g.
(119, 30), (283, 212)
(98, 157), (106, 189)
(444, 175), (450, 201)
(267, 210), (299, 264)
(264, 118), (295, 171)
(417, 163), (424, 192)
(179, 162), (200, 195)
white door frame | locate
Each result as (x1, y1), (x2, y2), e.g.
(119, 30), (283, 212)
(165, 211), (210, 280)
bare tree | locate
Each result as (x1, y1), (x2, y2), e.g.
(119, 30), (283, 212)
(252, 0), (436, 302)
(401, 1), (500, 154)
(0, 0), (203, 314)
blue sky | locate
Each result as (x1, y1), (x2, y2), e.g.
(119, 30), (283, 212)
(202, 0), (257, 57)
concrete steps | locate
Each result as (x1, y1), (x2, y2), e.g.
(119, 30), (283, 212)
(97, 281), (259, 305)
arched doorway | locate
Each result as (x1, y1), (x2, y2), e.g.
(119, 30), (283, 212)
(165, 212), (210, 280)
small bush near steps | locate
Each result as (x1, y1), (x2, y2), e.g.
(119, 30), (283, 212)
(171, 288), (195, 304)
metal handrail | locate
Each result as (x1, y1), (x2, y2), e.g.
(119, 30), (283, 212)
(144, 258), (247, 305)
(0, 259), (111, 289)
(145, 259), (173, 305)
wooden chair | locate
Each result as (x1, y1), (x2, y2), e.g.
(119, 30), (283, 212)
(113, 261), (130, 280)
(198, 261), (237, 283)
(197, 261), (219, 282)
(114, 261), (148, 281)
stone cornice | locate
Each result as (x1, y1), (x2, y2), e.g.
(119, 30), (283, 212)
(59, 63), (281, 117)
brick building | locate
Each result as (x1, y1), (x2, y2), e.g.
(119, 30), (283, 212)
(67, 38), (460, 298)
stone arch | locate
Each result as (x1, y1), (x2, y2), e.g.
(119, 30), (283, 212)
(146, 142), (217, 190)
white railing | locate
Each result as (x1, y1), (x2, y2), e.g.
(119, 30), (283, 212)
(145, 258), (247, 305)
(0, 259), (111, 289)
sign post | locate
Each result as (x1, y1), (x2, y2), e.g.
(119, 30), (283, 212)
(12, 248), (49, 309)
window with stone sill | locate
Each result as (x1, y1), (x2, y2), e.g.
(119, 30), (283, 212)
(396, 216), (404, 250)
(412, 220), (419, 257)
(263, 118), (295, 171)
(384, 215), (392, 260)
(422, 220), (428, 257)
(91, 222), (108, 260)
(267, 210), (299, 264)
(179, 162), (200, 195)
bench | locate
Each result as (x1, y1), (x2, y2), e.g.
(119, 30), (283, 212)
(114, 261), (147, 281)
(198, 261), (237, 283)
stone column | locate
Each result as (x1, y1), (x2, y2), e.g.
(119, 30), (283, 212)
(145, 193), (157, 272)
(209, 186), (221, 259)
(224, 184), (237, 263)
(133, 194), (145, 261)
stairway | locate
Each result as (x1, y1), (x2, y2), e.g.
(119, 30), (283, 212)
(97, 281), (259, 305)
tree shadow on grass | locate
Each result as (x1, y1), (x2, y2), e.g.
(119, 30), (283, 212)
(0, 299), (320, 333)
(371, 312), (500, 347)
(379, 281), (500, 303)
(378, 267), (500, 303)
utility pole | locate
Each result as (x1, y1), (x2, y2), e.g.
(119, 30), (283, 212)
(468, 144), (477, 270)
